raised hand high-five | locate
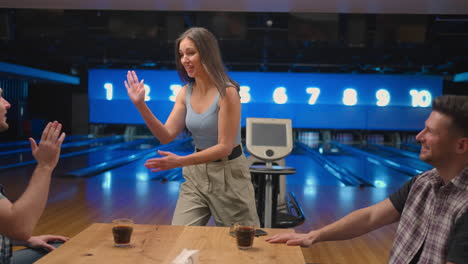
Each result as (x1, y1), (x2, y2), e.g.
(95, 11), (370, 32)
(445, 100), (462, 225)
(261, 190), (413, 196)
(29, 121), (66, 170)
(124, 70), (146, 106)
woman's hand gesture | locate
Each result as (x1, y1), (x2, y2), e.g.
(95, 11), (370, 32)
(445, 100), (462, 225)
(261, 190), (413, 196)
(144, 150), (182, 172)
(124, 70), (146, 106)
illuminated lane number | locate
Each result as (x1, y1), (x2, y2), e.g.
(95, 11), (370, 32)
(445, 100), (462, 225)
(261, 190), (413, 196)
(273, 87), (288, 104)
(109, 82), (151, 101)
(143, 84), (151, 101)
(104, 83), (113, 100)
(306, 87), (320, 105)
(410, 89), (432, 107)
(240, 86), (251, 103)
(343, 88), (357, 106)
(376, 89), (390, 107)
(169, 84), (182, 102)
(104, 82), (433, 108)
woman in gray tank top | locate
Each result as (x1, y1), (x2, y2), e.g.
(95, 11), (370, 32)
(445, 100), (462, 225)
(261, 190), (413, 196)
(125, 27), (259, 227)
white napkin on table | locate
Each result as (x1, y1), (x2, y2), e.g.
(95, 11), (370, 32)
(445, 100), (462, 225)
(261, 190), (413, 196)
(171, 248), (199, 264)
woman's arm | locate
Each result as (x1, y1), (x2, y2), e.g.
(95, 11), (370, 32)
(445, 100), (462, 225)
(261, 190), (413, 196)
(125, 70), (187, 144)
(180, 86), (240, 165)
(144, 86), (241, 171)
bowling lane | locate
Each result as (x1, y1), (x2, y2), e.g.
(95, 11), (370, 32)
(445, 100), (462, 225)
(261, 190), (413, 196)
(399, 143), (421, 153)
(0, 136), (128, 167)
(55, 138), (194, 177)
(68, 142), (196, 209)
(320, 146), (412, 188)
(359, 144), (432, 172)
(0, 135), (89, 152)
(89, 143), (344, 189)
(283, 148), (345, 186)
(0, 137), (161, 174)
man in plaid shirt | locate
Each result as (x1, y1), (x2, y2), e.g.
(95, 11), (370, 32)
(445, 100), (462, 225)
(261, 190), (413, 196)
(267, 95), (468, 264)
(0, 88), (68, 264)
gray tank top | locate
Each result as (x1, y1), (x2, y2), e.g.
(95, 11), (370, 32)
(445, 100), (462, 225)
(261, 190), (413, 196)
(185, 83), (241, 149)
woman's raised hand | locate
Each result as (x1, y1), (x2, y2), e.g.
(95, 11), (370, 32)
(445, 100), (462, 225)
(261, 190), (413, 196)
(124, 70), (146, 105)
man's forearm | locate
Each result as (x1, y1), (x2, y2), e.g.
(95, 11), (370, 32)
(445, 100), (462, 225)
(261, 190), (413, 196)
(315, 199), (399, 243)
(9, 166), (53, 240)
(316, 207), (376, 242)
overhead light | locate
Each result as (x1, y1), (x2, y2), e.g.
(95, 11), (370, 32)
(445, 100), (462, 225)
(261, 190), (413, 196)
(453, 72), (468, 82)
(141, 62), (157, 67)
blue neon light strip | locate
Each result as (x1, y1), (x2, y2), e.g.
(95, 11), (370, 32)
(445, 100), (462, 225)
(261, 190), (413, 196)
(0, 62), (80, 85)
(0, 135), (122, 157)
(0, 135), (88, 149)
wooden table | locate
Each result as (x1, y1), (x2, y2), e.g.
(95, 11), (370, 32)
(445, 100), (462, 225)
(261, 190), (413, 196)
(35, 223), (305, 264)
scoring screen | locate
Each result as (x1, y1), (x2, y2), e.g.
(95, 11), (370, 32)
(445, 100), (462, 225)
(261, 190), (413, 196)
(88, 69), (443, 130)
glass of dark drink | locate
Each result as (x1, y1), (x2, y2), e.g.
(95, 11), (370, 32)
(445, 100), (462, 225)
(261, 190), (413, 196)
(235, 223), (255, 250)
(112, 218), (134, 247)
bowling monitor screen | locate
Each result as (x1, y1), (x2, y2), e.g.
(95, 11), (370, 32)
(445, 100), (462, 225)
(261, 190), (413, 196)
(246, 118), (293, 161)
(88, 69), (443, 131)
(251, 123), (287, 147)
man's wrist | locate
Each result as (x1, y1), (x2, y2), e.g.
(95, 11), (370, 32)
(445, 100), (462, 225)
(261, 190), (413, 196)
(11, 239), (30, 247)
(308, 230), (321, 243)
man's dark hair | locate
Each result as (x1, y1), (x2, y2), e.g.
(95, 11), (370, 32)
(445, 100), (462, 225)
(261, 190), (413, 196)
(432, 95), (468, 137)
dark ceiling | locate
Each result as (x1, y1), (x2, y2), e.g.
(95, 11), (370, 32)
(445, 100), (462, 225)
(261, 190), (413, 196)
(1, 9), (468, 79)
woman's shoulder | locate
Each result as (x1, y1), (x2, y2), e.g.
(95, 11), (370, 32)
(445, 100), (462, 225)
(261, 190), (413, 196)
(218, 86), (240, 107)
(175, 84), (190, 104)
(222, 86), (240, 97)
(223, 86), (239, 96)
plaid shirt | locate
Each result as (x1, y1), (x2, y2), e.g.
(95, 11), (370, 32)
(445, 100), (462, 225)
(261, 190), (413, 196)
(0, 185), (11, 264)
(389, 167), (468, 264)
(0, 235), (11, 264)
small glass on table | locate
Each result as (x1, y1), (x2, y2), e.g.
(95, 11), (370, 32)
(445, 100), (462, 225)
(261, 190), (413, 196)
(112, 218), (134, 247)
(233, 222), (256, 250)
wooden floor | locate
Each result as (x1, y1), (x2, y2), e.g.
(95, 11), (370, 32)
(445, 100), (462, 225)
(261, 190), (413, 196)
(1, 159), (399, 264)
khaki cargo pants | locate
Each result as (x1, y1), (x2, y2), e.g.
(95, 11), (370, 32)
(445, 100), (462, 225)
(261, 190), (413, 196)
(171, 154), (260, 227)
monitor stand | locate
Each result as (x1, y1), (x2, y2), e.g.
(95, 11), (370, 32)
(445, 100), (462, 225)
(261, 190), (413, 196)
(249, 161), (296, 228)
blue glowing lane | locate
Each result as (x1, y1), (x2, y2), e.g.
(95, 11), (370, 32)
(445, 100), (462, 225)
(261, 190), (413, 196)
(359, 144), (432, 172)
(321, 148), (412, 188)
(283, 152), (344, 187)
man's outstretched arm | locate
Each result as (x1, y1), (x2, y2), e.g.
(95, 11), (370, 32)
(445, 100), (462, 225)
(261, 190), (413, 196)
(0, 121), (65, 241)
(266, 198), (400, 247)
